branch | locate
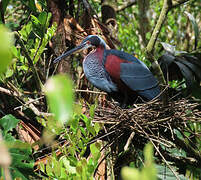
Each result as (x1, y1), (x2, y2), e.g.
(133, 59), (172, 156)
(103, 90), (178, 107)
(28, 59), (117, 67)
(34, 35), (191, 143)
(171, 0), (190, 9)
(116, 0), (137, 13)
(134, 120), (180, 180)
(145, 0), (190, 104)
(0, 84), (52, 117)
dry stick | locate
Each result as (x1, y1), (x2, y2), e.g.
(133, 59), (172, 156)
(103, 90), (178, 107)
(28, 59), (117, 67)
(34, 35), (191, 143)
(171, 0), (190, 8)
(124, 131), (135, 151)
(133, 120), (180, 180)
(0, 85), (51, 117)
(116, 0), (137, 13)
(75, 89), (107, 95)
(87, 130), (116, 145)
(14, 96), (44, 110)
(94, 132), (125, 178)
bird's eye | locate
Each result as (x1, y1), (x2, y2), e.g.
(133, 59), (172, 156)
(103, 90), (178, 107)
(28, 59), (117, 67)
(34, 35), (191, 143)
(86, 40), (91, 45)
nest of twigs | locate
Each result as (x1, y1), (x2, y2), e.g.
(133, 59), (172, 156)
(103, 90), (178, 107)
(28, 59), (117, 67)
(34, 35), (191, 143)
(91, 98), (201, 176)
(94, 98), (200, 128)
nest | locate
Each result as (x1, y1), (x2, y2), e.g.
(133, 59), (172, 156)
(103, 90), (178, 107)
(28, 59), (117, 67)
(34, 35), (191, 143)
(91, 98), (201, 175)
(94, 98), (200, 134)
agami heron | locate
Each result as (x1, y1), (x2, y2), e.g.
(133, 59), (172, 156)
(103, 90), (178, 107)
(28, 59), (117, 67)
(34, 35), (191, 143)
(54, 35), (160, 106)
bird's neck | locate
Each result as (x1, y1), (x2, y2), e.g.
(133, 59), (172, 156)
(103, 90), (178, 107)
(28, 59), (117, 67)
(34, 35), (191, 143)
(94, 46), (105, 63)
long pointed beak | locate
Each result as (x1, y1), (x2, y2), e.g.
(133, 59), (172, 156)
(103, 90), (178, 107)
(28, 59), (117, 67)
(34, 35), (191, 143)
(53, 42), (91, 63)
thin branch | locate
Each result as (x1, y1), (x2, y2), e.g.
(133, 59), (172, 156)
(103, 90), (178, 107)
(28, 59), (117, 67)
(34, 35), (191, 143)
(171, 0), (190, 9)
(134, 120), (180, 180)
(124, 131), (135, 151)
(75, 89), (107, 95)
(0, 84), (51, 117)
(145, 0), (190, 105)
(116, 0), (137, 13)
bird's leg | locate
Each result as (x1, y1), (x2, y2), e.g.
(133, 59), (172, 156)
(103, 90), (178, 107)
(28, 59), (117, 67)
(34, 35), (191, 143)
(120, 92), (128, 109)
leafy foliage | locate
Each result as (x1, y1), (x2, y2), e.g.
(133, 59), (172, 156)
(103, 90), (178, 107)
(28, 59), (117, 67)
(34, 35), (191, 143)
(159, 51), (201, 89)
(38, 110), (101, 179)
(121, 143), (157, 180)
(0, 0), (200, 180)
(0, 115), (35, 179)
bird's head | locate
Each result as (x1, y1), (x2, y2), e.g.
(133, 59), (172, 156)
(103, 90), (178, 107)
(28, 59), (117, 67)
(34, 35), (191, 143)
(82, 35), (106, 48)
(54, 35), (106, 63)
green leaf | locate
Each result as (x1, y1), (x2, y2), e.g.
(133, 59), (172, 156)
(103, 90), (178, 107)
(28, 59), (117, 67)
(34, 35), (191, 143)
(185, 12), (199, 50)
(44, 74), (74, 125)
(1, 0), (11, 13)
(144, 143), (154, 164)
(19, 22), (32, 41)
(9, 141), (35, 179)
(0, 114), (20, 133)
(0, 25), (13, 74)
(121, 143), (157, 180)
(71, 115), (79, 132)
(31, 15), (40, 26)
(156, 164), (187, 180)
(89, 104), (96, 118)
(28, 0), (36, 12)
(38, 11), (48, 26)
(90, 142), (101, 161)
(62, 157), (76, 174)
(94, 123), (100, 134)
(121, 167), (140, 180)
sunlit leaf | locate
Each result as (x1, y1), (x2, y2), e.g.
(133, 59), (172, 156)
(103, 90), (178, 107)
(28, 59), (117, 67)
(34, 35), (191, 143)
(121, 167), (140, 180)
(90, 142), (101, 161)
(19, 22), (32, 41)
(121, 143), (157, 180)
(0, 25), (13, 74)
(38, 11), (48, 26)
(44, 74), (74, 125)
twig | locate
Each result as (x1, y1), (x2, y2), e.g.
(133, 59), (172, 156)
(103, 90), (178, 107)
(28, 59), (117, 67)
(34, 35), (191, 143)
(171, 0), (190, 9)
(146, 0), (171, 86)
(0, 84), (51, 117)
(116, 0), (137, 13)
(14, 97), (44, 110)
(124, 131), (135, 151)
(133, 120), (180, 180)
(75, 89), (107, 95)
(0, 86), (19, 97)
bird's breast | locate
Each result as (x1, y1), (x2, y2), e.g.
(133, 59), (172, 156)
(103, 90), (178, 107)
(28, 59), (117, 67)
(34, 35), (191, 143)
(83, 51), (106, 79)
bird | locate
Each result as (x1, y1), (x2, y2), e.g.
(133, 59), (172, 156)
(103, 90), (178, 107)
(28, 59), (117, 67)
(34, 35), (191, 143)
(54, 35), (160, 107)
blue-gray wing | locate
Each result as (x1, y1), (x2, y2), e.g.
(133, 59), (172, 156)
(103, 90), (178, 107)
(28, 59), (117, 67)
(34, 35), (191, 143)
(120, 63), (160, 100)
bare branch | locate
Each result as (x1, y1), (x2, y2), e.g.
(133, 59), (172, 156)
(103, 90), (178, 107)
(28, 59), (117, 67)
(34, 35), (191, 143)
(116, 0), (137, 13)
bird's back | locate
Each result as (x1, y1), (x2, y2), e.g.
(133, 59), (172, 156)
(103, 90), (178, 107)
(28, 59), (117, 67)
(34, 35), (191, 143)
(104, 49), (160, 102)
